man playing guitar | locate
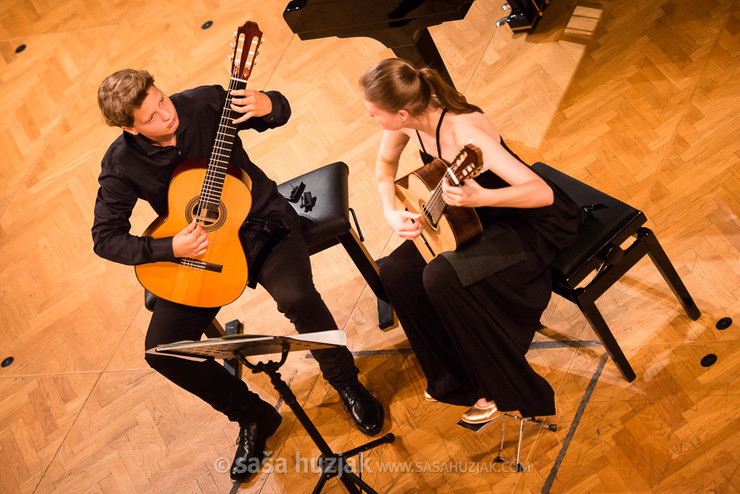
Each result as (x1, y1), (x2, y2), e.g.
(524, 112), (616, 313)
(92, 68), (384, 482)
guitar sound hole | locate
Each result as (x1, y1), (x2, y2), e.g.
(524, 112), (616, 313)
(185, 197), (227, 231)
(198, 207), (219, 226)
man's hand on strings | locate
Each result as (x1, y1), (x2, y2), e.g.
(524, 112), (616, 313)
(230, 89), (272, 124)
(172, 219), (209, 258)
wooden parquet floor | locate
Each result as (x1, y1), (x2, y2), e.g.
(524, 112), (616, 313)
(1, 0), (738, 492)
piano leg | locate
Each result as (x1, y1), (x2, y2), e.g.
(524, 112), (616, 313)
(390, 27), (456, 88)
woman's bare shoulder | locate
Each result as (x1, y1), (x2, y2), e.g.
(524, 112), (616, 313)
(447, 112), (500, 144)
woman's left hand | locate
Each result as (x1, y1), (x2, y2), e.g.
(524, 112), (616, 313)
(230, 89), (272, 124)
(442, 177), (489, 208)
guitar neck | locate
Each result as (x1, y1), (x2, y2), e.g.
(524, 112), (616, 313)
(197, 77), (248, 216)
(425, 164), (462, 225)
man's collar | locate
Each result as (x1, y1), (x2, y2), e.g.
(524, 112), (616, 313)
(123, 131), (161, 156)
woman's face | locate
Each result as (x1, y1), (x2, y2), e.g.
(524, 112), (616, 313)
(363, 98), (405, 131)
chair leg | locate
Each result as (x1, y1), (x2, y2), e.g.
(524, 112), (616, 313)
(640, 228), (701, 320)
(338, 230), (397, 330)
(576, 296), (636, 382)
(203, 319), (226, 338)
(223, 320), (243, 379)
(203, 319), (242, 378)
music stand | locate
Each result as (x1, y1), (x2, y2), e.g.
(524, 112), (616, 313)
(147, 331), (395, 493)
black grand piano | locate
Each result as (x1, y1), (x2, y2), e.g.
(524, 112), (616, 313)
(283, 0), (550, 88)
(284, 0), (474, 87)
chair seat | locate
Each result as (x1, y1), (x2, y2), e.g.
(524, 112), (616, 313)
(532, 163), (646, 287)
(277, 161), (351, 254)
(277, 161), (393, 329)
(530, 162), (699, 382)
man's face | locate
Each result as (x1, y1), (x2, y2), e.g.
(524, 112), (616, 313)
(124, 86), (179, 145)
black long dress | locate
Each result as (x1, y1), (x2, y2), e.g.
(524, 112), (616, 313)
(379, 112), (580, 417)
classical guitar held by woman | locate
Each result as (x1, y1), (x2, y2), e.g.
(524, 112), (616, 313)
(394, 143), (485, 262)
(135, 21), (262, 308)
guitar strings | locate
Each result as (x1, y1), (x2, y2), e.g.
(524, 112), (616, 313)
(196, 76), (246, 222)
(422, 150), (476, 225)
(423, 167), (457, 225)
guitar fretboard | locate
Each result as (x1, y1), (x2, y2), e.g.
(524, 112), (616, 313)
(422, 149), (476, 226)
(196, 77), (248, 220)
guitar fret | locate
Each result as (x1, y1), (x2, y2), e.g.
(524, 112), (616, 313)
(194, 57), (252, 213)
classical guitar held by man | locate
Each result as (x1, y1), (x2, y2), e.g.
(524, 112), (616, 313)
(135, 22), (264, 308)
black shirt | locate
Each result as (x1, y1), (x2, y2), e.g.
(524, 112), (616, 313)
(92, 85), (297, 266)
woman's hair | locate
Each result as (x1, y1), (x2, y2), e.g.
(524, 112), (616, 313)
(360, 58), (482, 116)
(97, 69), (155, 127)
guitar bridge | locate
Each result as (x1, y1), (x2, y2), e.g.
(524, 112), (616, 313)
(178, 258), (224, 273)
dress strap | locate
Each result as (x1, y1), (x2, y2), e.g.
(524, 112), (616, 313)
(416, 109), (448, 163)
(415, 129), (427, 155)
(435, 109), (447, 159)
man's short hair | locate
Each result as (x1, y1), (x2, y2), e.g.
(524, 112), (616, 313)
(97, 69), (155, 127)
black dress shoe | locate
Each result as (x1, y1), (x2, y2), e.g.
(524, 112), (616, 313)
(337, 382), (384, 436)
(230, 406), (282, 482)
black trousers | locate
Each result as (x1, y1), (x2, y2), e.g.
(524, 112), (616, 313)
(144, 231), (358, 426)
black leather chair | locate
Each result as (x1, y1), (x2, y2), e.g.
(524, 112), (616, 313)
(532, 162), (701, 381)
(276, 161), (393, 329)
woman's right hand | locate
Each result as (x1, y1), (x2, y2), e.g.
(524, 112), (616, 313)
(384, 209), (423, 239)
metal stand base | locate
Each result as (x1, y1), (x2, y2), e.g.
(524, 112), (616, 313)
(493, 413), (557, 472)
(237, 346), (395, 493)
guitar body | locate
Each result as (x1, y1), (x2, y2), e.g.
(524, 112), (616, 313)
(135, 158), (252, 308)
(395, 158), (482, 263)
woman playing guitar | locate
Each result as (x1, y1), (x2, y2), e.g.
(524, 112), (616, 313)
(360, 58), (581, 424)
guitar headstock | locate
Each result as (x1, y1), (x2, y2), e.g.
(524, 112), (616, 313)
(449, 144), (484, 183)
(230, 21), (263, 81)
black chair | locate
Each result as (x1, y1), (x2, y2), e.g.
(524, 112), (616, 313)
(532, 162), (701, 382)
(276, 161), (393, 329)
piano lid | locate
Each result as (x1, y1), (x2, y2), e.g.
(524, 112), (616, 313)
(284, 0), (475, 48)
